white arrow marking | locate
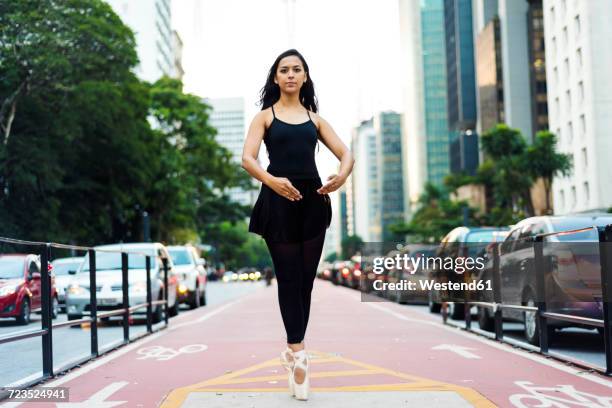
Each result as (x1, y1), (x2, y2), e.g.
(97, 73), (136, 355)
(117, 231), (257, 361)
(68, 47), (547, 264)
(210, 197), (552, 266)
(55, 381), (128, 407)
(431, 344), (482, 359)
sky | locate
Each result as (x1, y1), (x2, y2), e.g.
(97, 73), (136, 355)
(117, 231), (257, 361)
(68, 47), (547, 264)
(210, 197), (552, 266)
(171, 0), (404, 177)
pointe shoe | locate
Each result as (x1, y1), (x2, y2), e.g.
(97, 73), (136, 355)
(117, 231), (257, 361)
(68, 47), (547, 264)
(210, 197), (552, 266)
(280, 347), (295, 396)
(291, 350), (310, 401)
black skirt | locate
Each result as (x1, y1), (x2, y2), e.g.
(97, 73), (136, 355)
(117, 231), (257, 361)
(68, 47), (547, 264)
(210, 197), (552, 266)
(248, 177), (332, 243)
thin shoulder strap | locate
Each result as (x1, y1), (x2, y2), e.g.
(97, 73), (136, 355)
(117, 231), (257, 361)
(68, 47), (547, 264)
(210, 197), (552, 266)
(306, 109), (312, 121)
(271, 104), (276, 118)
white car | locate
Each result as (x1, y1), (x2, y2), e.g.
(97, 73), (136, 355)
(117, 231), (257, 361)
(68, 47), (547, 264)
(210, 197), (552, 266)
(65, 242), (180, 323)
(167, 245), (207, 309)
(50, 257), (84, 312)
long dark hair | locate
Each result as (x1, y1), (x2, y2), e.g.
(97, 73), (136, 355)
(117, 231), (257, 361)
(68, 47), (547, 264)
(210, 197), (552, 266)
(258, 49), (322, 153)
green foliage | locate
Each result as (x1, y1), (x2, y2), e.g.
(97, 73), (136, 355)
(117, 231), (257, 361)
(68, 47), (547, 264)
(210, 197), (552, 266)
(393, 183), (482, 242)
(0, 0), (258, 274)
(340, 235), (363, 259)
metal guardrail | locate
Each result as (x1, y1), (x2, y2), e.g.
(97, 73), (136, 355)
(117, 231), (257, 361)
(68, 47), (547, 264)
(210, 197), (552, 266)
(0, 236), (170, 398)
(441, 224), (612, 376)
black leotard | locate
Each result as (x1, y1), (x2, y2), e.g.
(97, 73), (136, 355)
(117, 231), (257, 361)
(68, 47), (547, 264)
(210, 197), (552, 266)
(264, 104), (320, 179)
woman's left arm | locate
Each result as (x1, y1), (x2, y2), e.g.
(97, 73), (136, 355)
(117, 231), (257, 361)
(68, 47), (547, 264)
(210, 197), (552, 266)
(314, 113), (355, 195)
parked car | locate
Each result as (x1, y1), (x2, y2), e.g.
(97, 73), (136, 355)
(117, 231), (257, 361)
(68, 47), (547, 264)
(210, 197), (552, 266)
(476, 214), (612, 345)
(316, 262), (333, 280)
(386, 245), (437, 304)
(65, 242), (180, 323)
(167, 245), (207, 309)
(222, 271), (238, 283)
(50, 256), (84, 312)
(428, 226), (511, 319)
(0, 254), (59, 324)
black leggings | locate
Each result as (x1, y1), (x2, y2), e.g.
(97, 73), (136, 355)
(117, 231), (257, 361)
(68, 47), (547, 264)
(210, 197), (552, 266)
(265, 227), (326, 344)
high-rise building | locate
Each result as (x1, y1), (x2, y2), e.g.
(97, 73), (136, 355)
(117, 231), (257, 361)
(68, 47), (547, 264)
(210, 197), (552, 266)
(376, 112), (405, 242)
(206, 97), (256, 207)
(105, 0), (174, 82)
(351, 119), (380, 242)
(473, 0), (534, 140)
(399, 0), (452, 215)
(445, 0), (477, 133)
(527, 0), (549, 132)
(544, 0), (612, 213)
(350, 113), (405, 243)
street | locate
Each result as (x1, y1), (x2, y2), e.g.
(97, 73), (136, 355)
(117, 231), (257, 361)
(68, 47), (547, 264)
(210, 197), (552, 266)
(1, 279), (610, 407)
(0, 281), (264, 388)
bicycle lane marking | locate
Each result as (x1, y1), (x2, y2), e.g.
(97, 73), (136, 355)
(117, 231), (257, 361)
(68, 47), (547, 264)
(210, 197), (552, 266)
(361, 299), (612, 406)
(0, 297), (244, 408)
(366, 300), (612, 388)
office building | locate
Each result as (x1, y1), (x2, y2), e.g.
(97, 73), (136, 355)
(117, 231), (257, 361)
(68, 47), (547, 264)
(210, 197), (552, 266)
(544, 0), (612, 213)
(106, 0), (174, 82)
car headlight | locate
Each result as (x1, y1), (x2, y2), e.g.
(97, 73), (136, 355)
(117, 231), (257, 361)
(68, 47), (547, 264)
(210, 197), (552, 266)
(129, 282), (147, 294)
(0, 284), (19, 296)
(67, 283), (88, 295)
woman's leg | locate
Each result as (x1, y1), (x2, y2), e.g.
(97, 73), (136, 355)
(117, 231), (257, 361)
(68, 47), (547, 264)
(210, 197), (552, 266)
(300, 227), (326, 338)
(264, 238), (306, 348)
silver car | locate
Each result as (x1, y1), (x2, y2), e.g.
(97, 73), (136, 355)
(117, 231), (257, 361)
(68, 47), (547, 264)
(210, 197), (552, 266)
(167, 245), (207, 309)
(65, 242), (180, 323)
(50, 257), (84, 311)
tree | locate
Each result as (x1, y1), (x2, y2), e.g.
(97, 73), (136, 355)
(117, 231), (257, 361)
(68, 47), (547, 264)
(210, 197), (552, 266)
(524, 130), (571, 214)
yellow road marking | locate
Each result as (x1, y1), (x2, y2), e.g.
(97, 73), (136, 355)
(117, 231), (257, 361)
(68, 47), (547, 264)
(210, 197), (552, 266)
(159, 350), (495, 408)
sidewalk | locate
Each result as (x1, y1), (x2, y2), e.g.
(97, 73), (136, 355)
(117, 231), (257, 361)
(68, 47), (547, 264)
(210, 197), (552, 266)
(3, 280), (611, 407)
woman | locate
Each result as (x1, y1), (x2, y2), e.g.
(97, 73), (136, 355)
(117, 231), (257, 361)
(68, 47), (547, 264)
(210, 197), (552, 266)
(241, 48), (354, 400)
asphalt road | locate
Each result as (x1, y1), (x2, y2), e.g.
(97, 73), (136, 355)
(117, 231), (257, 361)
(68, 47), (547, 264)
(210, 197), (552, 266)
(0, 281), (266, 387)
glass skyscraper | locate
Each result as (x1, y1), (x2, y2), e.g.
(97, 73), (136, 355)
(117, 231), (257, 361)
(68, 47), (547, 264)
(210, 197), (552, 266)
(421, 0), (452, 187)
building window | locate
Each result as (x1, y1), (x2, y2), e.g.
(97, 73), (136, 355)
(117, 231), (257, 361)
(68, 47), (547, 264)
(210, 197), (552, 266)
(553, 66), (559, 87)
(564, 58), (570, 79)
(557, 127), (562, 145)
(555, 97), (560, 119)
(579, 114), (586, 137)
(581, 147), (587, 170)
(568, 121), (573, 143)
(578, 81), (584, 103)
(566, 90), (571, 114)
(560, 189), (565, 210)
(552, 37), (557, 57)
(574, 15), (581, 38)
(549, 6), (555, 27)
(571, 185), (576, 209)
(577, 47), (583, 69)
(583, 182), (589, 204)
(562, 26), (568, 49)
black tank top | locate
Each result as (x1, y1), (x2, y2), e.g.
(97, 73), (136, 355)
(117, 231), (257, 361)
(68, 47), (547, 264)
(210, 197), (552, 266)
(264, 104), (320, 179)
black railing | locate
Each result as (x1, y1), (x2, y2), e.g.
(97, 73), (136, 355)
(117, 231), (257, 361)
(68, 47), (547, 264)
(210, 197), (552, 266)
(0, 237), (170, 399)
(441, 225), (612, 376)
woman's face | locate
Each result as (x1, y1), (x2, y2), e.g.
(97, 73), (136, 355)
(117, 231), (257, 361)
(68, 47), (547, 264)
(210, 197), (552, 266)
(274, 55), (307, 94)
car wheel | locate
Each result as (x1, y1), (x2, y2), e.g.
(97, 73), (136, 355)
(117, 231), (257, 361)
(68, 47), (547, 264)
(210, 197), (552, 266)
(189, 286), (201, 309)
(67, 314), (83, 327)
(448, 302), (465, 320)
(524, 293), (555, 346)
(200, 289), (207, 306)
(597, 327), (604, 336)
(51, 296), (59, 319)
(16, 298), (31, 325)
(477, 306), (495, 331)
(168, 298), (180, 317)
(428, 291), (441, 313)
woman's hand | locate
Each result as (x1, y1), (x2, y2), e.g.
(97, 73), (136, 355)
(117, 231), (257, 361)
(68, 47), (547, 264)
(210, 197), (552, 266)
(267, 176), (303, 201)
(317, 174), (345, 194)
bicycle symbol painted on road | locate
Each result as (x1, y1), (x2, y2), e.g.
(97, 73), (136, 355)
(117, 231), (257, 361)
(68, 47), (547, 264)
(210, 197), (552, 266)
(509, 381), (612, 408)
(136, 344), (208, 361)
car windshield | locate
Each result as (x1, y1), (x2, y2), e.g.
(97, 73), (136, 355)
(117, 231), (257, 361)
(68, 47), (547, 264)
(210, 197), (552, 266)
(52, 261), (82, 275)
(0, 258), (24, 279)
(168, 248), (192, 266)
(551, 217), (612, 241)
(81, 249), (157, 271)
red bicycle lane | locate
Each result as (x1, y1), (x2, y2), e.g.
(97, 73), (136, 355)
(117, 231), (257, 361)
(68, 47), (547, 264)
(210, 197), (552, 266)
(3, 280), (610, 407)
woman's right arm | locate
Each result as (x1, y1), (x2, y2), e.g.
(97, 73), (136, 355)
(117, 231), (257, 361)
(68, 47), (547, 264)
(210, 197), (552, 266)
(241, 111), (302, 201)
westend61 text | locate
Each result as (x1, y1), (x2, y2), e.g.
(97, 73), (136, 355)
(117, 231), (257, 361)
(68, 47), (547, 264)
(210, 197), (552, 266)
(373, 279), (493, 291)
